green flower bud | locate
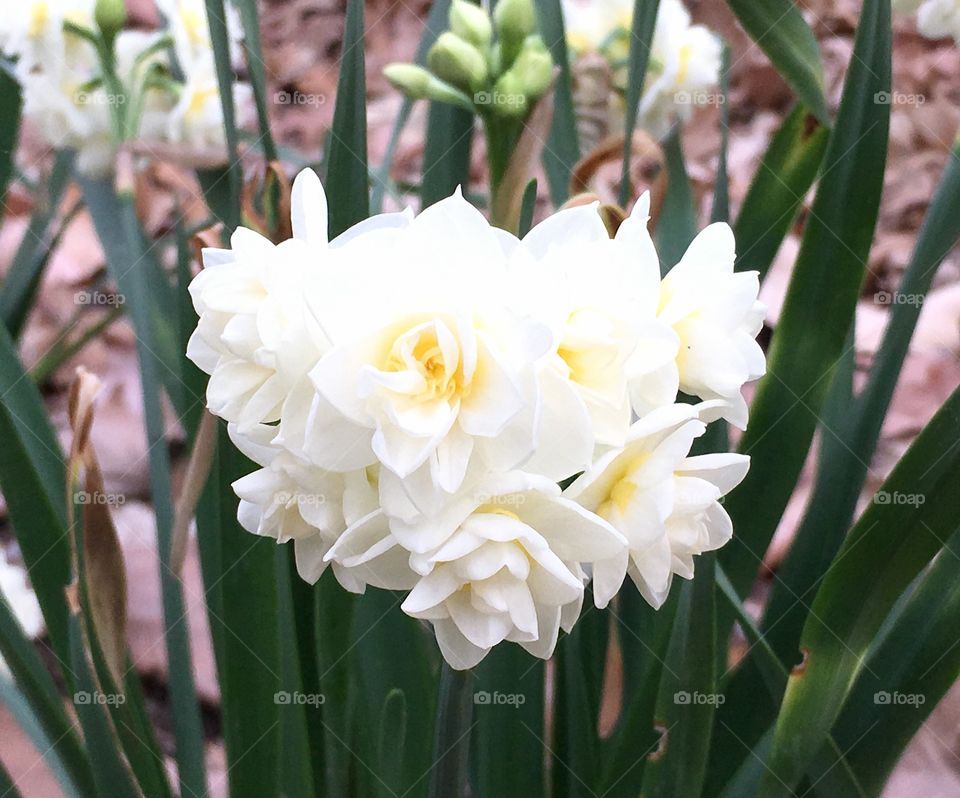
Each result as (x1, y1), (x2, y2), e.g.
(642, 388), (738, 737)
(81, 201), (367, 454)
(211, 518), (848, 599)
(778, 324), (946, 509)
(384, 63), (475, 113)
(383, 63), (434, 97)
(493, 0), (537, 67)
(94, 0), (126, 44)
(427, 32), (489, 93)
(449, 0), (493, 50)
(510, 37), (553, 99)
(490, 70), (530, 118)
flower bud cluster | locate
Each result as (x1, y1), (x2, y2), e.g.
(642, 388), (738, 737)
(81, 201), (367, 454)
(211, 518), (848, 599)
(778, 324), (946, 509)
(385, 0), (553, 120)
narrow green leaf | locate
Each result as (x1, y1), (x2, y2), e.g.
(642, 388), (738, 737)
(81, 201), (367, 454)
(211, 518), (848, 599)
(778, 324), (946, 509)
(196, 425), (280, 798)
(518, 178), (538, 237)
(315, 572), (356, 797)
(204, 0), (241, 227)
(0, 754), (21, 798)
(351, 588), (436, 798)
(377, 689), (408, 798)
(371, 0), (453, 213)
(0, 62), (21, 224)
(325, 0), (369, 236)
(0, 677), (84, 798)
(767, 140), (960, 655)
(0, 598), (94, 796)
(724, 0), (829, 124)
(67, 613), (141, 798)
(654, 128), (696, 271)
(553, 599), (607, 796)
(81, 179), (208, 797)
(733, 106), (828, 280)
(428, 663), (474, 798)
(1, 150), (75, 339)
(720, 0), (891, 599)
(618, 0), (662, 207)
(535, 0), (581, 207)
(762, 385), (960, 795)
(233, 0), (278, 162)
(598, 585), (679, 797)
(474, 645), (545, 797)
(421, 103), (474, 209)
(640, 556), (717, 797)
(276, 551), (315, 798)
(713, 567), (866, 798)
(831, 529), (960, 793)
(0, 323), (71, 670)
(711, 45), (731, 225)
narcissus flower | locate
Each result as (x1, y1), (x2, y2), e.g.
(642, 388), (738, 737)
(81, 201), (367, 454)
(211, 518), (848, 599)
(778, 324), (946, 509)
(630, 221), (766, 429)
(561, 0), (722, 138)
(189, 169), (765, 670)
(567, 402), (749, 609)
(395, 473), (624, 669)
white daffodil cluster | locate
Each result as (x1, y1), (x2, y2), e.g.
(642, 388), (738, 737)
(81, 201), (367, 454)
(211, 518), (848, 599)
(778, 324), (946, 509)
(187, 170), (765, 669)
(561, 0), (722, 138)
(895, 0), (960, 43)
(1, 0), (248, 175)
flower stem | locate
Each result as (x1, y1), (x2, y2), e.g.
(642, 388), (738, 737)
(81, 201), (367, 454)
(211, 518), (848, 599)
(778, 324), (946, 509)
(428, 662), (474, 798)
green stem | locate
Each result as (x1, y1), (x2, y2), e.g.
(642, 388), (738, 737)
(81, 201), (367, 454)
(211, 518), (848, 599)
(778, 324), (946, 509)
(428, 662), (474, 798)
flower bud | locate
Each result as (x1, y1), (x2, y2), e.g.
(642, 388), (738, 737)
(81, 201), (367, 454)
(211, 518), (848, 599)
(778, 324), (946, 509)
(450, 0), (493, 50)
(383, 63), (434, 96)
(94, 0), (126, 44)
(384, 63), (475, 112)
(491, 70), (530, 118)
(493, 0), (537, 67)
(510, 36), (553, 99)
(427, 32), (489, 93)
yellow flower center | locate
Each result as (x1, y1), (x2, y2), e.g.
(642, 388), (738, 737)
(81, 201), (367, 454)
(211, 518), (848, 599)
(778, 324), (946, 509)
(385, 324), (468, 403)
(29, 2), (49, 37)
(181, 7), (208, 47)
(676, 43), (693, 87)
